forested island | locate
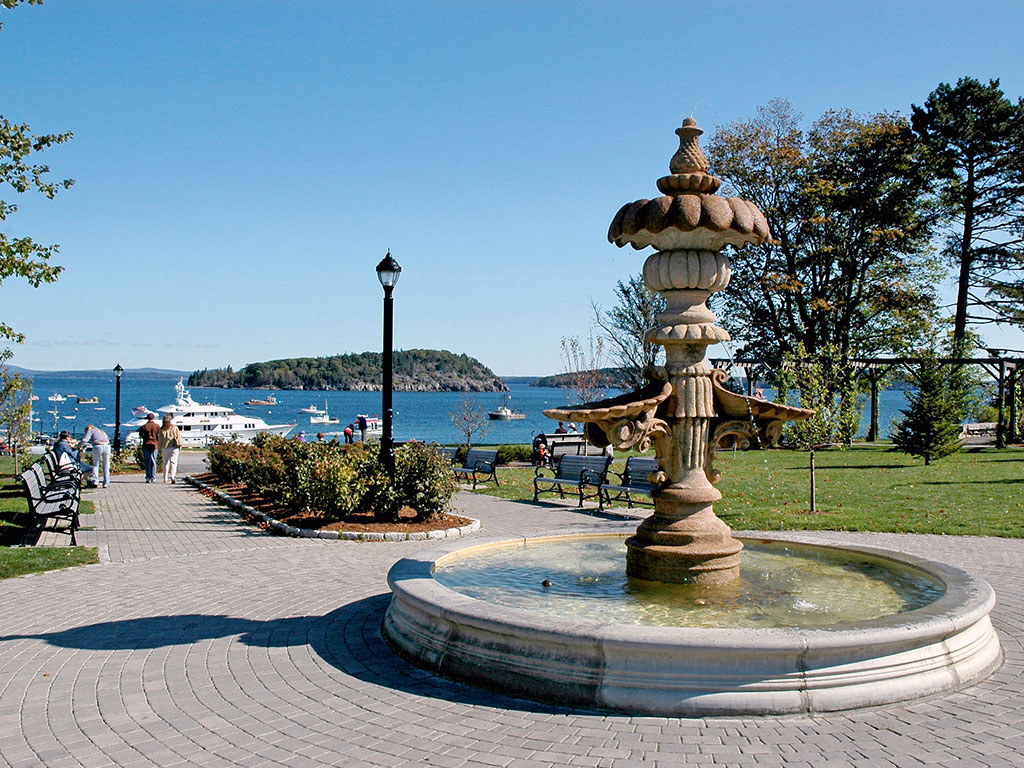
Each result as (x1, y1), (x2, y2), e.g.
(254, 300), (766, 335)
(188, 350), (504, 392)
(531, 369), (628, 389)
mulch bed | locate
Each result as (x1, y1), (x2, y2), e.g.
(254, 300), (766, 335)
(192, 473), (472, 533)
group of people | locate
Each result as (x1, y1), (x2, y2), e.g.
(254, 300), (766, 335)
(138, 413), (182, 484)
(51, 413), (183, 488)
(53, 425), (111, 488)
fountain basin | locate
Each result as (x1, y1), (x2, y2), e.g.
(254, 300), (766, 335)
(383, 528), (1002, 716)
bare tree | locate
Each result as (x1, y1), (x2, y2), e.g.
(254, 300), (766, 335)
(449, 395), (492, 447)
(591, 274), (665, 391)
(559, 333), (607, 406)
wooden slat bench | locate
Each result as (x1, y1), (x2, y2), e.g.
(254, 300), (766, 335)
(18, 462), (81, 545)
(452, 448), (500, 488)
(599, 456), (659, 511)
(533, 454), (611, 507)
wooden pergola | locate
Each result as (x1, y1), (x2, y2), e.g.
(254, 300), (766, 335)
(709, 356), (1023, 448)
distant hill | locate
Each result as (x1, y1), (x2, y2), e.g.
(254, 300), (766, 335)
(188, 350), (505, 392)
(4, 365), (188, 378)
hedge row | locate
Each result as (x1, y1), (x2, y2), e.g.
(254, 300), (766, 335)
(207, 433), (456, 523)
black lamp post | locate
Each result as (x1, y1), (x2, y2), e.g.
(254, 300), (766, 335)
(376, 251), (401, 519)
(113, 363), (123, 459)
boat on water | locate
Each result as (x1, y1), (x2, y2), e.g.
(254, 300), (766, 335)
(131, 405), (150, 418)
(355, 414), (383, 438)
(125, 380), (295, 447)
(245, 395), (278, 406)
(298, 403), (325, 414)
(47, 393), (66, 402)
(77, 396), (99, 404)
(310, 413), (339, 425)
(488, 392), (526, 420)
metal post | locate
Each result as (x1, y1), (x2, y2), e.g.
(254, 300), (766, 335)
(114, 365), (123, 459)
(381, 283), (396, 517)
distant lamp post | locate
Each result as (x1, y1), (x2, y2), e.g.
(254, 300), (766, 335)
(113, 363), (124, 459)
(376, 251), (402, 520)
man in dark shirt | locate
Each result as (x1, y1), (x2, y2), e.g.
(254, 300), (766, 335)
(139, 413), (161, 483)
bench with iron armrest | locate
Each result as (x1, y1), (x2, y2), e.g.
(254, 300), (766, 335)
(41, 449), (83, 486)
(452, 448), (500, 488)
(17, 465), (81, 545)
(533, 454), (612, 507)
(599, 456), (659, 511)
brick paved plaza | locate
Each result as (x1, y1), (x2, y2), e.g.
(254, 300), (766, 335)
(2, 455), (1023, 767)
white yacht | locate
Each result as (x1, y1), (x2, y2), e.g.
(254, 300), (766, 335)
(125, 380), (295, 447)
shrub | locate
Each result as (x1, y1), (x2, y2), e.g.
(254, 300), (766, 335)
(239, 445), (289, 504)
(395, 442), (457, 522)
(495, 444), (532, 465)
(294, 442), (390, 522)
(207, 440), (251, 482)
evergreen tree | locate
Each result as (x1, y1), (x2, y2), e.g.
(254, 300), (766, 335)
(911, 77), (1024, 340)
(891, 348), (963, 465)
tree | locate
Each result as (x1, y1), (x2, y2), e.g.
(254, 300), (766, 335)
(891, 346), (965, 465)
(705, 99), (939, 360)
(449, 395), (491, 447)
(591, 274), (665, 391)
(1, 0), (75, 357)
(0, 365), (32, 472)
(911, 77), (1024, 340)
(559, 333), (607, 405)
(774, 343), (861, 512)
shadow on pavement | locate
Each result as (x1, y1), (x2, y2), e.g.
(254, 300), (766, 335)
(0, 595), (587, 715)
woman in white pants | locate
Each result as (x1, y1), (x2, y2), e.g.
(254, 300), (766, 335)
(158, 414), (182, 483)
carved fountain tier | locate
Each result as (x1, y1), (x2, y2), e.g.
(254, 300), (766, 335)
(544, 118), (811, 584)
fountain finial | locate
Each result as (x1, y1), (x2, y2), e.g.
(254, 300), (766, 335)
(669, 117), (709, 175)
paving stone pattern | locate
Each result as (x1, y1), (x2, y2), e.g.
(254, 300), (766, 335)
(3, 462), (1024, 767)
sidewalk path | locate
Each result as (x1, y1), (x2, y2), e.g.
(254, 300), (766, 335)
(2, 464), (1023, 767)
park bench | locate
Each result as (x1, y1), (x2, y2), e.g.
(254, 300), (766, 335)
(436, 446), (458, 465)
(452, 448), (500, 488)
(41, 450), (83, 486)
(534, 432), (604, 467)
(533, 454), (611, 507)
(17, 462), (81, 545)
(599, 456), (659, 512)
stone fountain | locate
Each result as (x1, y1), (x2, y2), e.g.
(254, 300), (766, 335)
(544, 116), (810, 584)
(381, 118), (1002, 715)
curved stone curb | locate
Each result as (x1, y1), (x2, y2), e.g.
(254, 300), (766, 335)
(184, 475), (480, 541)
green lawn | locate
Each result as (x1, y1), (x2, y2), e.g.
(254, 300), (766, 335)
(0, 454), (99, 577)
(0, 546), (99, 579)
(475, 443), (1024, 537)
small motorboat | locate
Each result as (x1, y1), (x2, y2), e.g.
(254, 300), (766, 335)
(245, 395), (278, 406)
(131, 405), (150, 418)
(48, 393), (67, 402)
(299, 403), (326, 414)
(488, 392), (526, 420)
(310, 413), (339, 425)
(77, 396), (99, 404)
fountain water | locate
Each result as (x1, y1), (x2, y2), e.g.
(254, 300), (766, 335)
(382, 118), (1002, 715)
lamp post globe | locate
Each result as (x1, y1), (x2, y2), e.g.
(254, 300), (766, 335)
(113, 363), (124, 459)
(376, 252), (401, 522)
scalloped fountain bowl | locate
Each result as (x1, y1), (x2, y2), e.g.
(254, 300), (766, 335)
(383, 528), (1002, 716)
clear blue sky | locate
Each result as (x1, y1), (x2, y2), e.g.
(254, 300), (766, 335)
(3, 1), (1023, 375)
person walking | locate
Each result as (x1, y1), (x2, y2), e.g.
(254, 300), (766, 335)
(139, 413), (160, 483)
(79, 424), (111, 488)
(158, 414), (182, 484)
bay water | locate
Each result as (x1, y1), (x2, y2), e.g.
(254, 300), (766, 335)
(22, 372), (910, 445)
